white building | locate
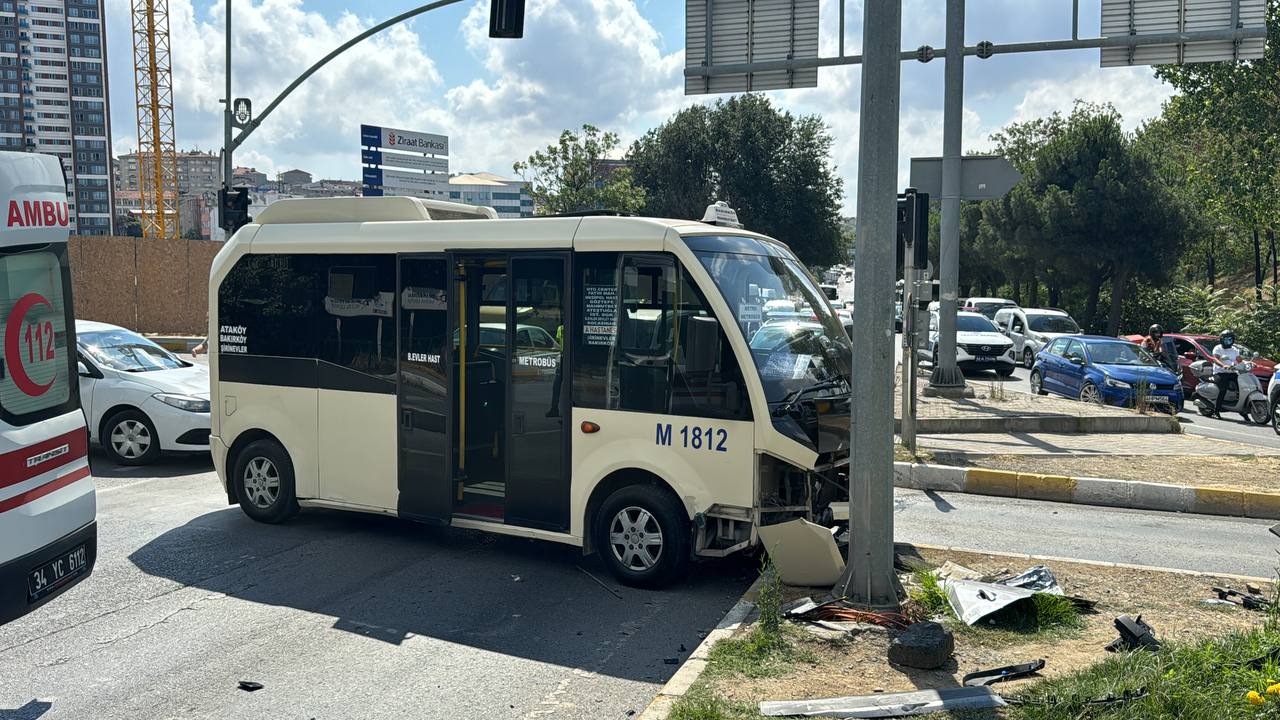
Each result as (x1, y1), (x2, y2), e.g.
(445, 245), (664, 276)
(0, 0), (113, 234)
(447, 172), (532, 218)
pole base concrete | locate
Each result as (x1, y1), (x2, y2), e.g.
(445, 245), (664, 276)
(922, 382), (975, 399)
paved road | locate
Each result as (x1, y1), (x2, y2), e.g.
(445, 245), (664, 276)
(0, 454), (753, 720)
(985, 363), (1280, 451)
(894, 487), (1278, 578)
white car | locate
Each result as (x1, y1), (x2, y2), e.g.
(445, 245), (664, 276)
(75, 320), (211, 465)
(918, 311), (1017, 376)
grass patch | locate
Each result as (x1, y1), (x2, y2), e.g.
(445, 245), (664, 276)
(666, 683), (759, 720)
(703, 625), (819, 680)
(894, 444), (936, 463)
(954, 593), (1085, 646)
(1006, 625), (1280, 719)
(908, 567), (951, 618)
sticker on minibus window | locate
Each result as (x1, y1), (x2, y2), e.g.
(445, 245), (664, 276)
(219, 325), (248, 354)
(583, 284), (618, 346)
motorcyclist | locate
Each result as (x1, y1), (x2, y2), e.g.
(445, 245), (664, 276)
(1211, 330), (1243, 415)
(1141, 324), (1172, 371)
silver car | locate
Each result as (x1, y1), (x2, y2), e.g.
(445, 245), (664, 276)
(993, 307), (1083, 368)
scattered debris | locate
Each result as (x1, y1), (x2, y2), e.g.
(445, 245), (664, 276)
(962, 659), (1046, 687)
(1213, 586), (1272, 611)
(1247, 583), (1264, 595)
(1244, 647), (1280, 670)
(784, 598), (910, 631)
(757, 519), (845, 586)
(1105, 615), (1160, 652)
(992, 565), (1060, 593)
(576, 566), (622, 600)
(934, 561), (983, 582)
(511, 574), (522, 582)
(237, 681), (264, 692)
(887, 621), (954, 670)
(1200, 598), (1238, 607)
(760, 686), (1007, 717)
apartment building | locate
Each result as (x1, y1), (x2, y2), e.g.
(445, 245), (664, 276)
(0, 0), (112, 234)
(114, 149), (221, 196)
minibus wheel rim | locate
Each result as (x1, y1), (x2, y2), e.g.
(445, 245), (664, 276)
(243, 457), (281, 509)
(609, 506), (663, 571)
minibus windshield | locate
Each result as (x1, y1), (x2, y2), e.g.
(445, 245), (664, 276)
(689, 237), (852, 405)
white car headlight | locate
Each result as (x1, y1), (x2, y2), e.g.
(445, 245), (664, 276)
(1104, 377), (1130, 389)
(154, 393), (211, 413)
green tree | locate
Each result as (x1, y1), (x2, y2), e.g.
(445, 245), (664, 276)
(513, 124), (646, 215)
(629, 94), (846, 266)
(1155, 0), (1280, 299)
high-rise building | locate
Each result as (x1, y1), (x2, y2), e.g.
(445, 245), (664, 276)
(115, 149), (220, 196)
(0, 0), (112, 235)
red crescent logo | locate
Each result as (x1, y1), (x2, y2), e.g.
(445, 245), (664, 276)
(4, 292), (55, 397)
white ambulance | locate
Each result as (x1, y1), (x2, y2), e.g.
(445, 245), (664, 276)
(0, 151), (95, 625)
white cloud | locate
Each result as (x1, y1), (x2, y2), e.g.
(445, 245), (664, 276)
(1010, 65), (1174, 131)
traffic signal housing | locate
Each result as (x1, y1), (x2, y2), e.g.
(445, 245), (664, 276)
(895, 189), (929, 271)
(489, 0), (525, 38)
(219, 187), (251, 234)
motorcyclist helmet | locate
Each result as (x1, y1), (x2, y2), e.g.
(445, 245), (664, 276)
(1148, 324), (1163, 338)
(1220, 330), (1235, 348)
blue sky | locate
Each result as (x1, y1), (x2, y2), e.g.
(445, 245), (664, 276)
(102, 0), (1176, 213)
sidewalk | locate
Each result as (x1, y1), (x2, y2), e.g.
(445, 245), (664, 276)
(895, 383), (1176, 434)
(919, 430), (1279, 459)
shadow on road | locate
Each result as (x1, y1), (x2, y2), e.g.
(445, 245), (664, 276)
(128, 506), (755, 682)
(88, 448), (213, 479)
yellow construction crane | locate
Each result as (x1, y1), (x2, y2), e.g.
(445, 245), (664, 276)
(131, 0), (179, 239)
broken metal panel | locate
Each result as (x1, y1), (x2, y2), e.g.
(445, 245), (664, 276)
(944, 579), (1037, 626)
(760, 686), (1008, 717)
(757, 518), (845, 586)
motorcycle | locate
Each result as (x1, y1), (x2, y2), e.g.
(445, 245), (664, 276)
(1191, 358), (1271, 425)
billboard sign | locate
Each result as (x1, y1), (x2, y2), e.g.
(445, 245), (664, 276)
(1100, 0), (1266, 67)
(685, 0), (819, 95)
(360, 124), (449, 198)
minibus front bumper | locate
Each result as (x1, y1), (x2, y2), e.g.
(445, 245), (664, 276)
(0, 520), (96, 626)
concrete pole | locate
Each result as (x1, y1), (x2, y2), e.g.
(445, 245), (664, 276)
(926, 0), (970, 395)
(832, 0), (901, 609)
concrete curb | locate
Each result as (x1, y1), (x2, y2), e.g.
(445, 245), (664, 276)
(896, 461), (1280, 520)
(638, 577), (760, 720)
(894, 413), (1177, 435)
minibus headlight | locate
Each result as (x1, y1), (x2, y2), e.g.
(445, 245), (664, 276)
(154, 393), (211, 413)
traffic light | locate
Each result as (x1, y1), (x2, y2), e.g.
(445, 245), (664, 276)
(219, 187), (251, 234)
(895, 189), (929, 271)
(489, 0), (525, 38)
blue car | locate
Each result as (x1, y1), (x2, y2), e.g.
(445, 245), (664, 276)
(1030, 335), (1184, 413)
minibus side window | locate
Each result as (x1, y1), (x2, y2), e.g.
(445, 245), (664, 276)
(669, 273), (751, 421)
(572, 251), (620, 409)
(614, 256), (674, 413)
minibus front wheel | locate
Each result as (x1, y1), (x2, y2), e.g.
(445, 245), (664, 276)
(232, 438), (300, 524)
(594, 484), (691, 588)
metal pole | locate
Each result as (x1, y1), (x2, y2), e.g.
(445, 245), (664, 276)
(901, 264), (916, 453)
(926, 0), (970, 396)
(222, 0), (232, 202)
(832, 0), (901, 610)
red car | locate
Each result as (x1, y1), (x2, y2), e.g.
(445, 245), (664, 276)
(1122, 333), (1275, 396)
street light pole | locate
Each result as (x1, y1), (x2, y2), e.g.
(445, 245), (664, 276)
(833, 0), (902, 610)
(222, 0), (232, 204)
(926, 0), (971, 396)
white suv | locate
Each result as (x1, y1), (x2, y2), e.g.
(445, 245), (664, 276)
(992, 307), (1083, 369)
(919, 311), (1017, 376)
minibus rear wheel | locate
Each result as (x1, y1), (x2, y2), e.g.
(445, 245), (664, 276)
(594, 484), (691, 588)
(233, 439), (300, 523)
